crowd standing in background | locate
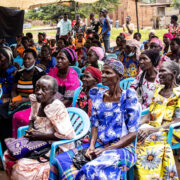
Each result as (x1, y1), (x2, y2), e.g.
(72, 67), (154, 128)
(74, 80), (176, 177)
(0, 9), (180, 180)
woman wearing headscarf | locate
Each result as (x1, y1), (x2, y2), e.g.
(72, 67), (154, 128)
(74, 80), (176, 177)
(135, 60), (180, 179)
(131, 49), (160, 109)
(163, 33), (174, 54)
(0, 47), (17, 104)
(48, 48), (80, 107)
(149, 37), (170, 70)
(119, 39), (140, 79)
(87, 46), (105, 71)
(49, 58), (141, 180)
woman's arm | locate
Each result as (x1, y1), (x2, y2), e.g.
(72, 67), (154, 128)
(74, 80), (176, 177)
(11, 82), (18, 98)
(140, 113), (151, 125)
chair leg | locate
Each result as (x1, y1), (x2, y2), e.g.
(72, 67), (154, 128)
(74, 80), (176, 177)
(127, 166), (134, 180)
(0, 142), (4, 170)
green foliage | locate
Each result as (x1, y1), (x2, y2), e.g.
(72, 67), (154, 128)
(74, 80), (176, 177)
(172, 0), (180, 10)
(25, 0), (119, 21)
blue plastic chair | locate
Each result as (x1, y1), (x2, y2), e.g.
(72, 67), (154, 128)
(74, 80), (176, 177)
(71, 66), (82, 78)
(96, 83), (109, 89)
(167, 122), (180, 149)
(120, 77), (135, 90)
(72, 80), (83, 107)
(17, 107), (90, 165)
(0, 141), (4, 169)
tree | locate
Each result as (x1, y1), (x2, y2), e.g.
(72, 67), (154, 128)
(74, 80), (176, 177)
(25, 0), (119, 22)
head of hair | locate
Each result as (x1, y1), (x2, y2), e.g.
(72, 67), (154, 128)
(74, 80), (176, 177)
(58, 37), (68, 47)
(134, 32), (141, 38)
(171, 38), (180, 46)
(41, 45), (51, 53)
(171, 15), (178, 22)
(92, 32), (100, 40)
(92, 40), (101, 47)
(21, 36), (29, 42)
(26, 32), (33, 39)
(141, 49), (160, 67)
(163, 60), (180, 84)
(38, 32), (44, 37)
(0, 46), (14, 65)
(38, 75), (58, 93)
(23, 48), (37, 59)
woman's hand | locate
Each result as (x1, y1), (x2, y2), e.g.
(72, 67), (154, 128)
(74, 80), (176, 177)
(94, 148), (105, 156)
(9, 100), (23, 110)
(24, 130), (43, 140)
(85, 146), (96, 160)
(138, 128), (156, 142)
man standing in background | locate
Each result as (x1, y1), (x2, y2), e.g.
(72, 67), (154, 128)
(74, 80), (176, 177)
(123, 16), (134, 39)
(57, 13), (72, 40)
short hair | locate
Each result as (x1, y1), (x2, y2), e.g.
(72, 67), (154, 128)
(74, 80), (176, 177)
(38, 75), (58, 93)
(21, 36), (29, 42)
(38, 32), (44, 37)
(171, 38), (180, 46)
(23, 48), (37, 59)
(92, 40), (101, 47)
(90, 13), (94, 17)
(162, 61), (180, 84)
(134, 32), (141, 38)
(92, 33), (99, 40)
(41, 45), (51, 53)
(58, 38), (68, 46)
(171, 15), (178, 22)
(26, 32), (33, 39)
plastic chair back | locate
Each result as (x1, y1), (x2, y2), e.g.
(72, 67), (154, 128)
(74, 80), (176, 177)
(71, 66), (82, 78)
(96, 83), (109, 89)
(72, 80), (83, 107)
(0, 84), (3, 98)
(120, 77), (135, 90)
(0, 141), (4, 169)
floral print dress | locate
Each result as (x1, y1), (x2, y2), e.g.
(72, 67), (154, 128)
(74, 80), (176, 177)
(135, 84), (180, 180)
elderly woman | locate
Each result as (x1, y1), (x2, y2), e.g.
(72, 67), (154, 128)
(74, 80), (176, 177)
(49, 58), (141, 180)
(0, 47), (17, 104)
(166, 38), (180, 63)
(87, 46), (105, 71)
(36, 45), (57, 73)
(0, 48), (45, 149)
(119, 39), (140, 79)
(4, 75), (75, 180)
(48, 48), (80, 107)
(77, 66), (102, 116)
(135, 61), (180, 179)
(131, 49), (160, 109)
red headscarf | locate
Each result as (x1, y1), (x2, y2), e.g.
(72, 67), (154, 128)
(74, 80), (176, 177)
(84, 66), (102, 83)
(163, 33), (174, 40)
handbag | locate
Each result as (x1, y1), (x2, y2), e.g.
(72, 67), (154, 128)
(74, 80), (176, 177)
(136, 71), (145, 104)
(5, 137), (50, 160)
(73, 149), (91, 170)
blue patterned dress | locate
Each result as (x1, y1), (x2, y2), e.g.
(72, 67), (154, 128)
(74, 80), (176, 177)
(49, 87), (140, 180)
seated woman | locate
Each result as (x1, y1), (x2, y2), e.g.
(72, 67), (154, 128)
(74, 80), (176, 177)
(77, 66), (102, 116)
(87, 46), (104, 71)
(131, 49), (160, 109)
(48, 48), (80, 107)
(119, 39), (140, 79)
(0, 47), (17, 104)
(0, 49), (45, 144)
(135, 60), (180, 179)
(166, 38), (180, 63)
(4, 75), (75, 180)
(49, 58), (141, 180)
(36, 45), (57, 73)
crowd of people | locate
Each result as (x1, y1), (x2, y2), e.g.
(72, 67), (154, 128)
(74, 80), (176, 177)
(0, 8), (180, 180)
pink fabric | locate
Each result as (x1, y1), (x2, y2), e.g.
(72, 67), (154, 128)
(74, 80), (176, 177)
(89, 46), (104, 60)
(163, 33), (174, 40)
(12, 108), (31, 138)
(150, 38), (164, 50)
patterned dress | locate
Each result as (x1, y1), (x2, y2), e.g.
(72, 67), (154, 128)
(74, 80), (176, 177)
(135, 85), (180, 180)
(4, 94), (75, 180)
(49, 87), (141, 180)
(131, 71), (159, 109)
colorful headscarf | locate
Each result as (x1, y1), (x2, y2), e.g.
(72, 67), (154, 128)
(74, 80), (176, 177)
(0, 46), (13, 64)
(150, 38), (164, 50)
(126, 39), (141, 57)
(163, 33), (174, 40)
(104, 58), (124, 75)
(84, 66), (102, 82)
(61, 48), (77, 65)
(89, 46), (105, 60)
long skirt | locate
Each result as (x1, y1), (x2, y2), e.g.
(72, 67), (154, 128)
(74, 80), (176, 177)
(49, 142), (135, 180)
(135, 131), (179, 180)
